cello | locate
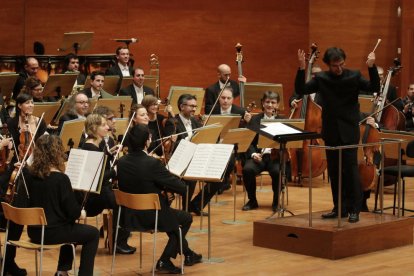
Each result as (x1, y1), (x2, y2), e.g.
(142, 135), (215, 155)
(289, 44), (326, 183)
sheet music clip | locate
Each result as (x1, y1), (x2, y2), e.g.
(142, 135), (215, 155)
(58, 32), (94, 54)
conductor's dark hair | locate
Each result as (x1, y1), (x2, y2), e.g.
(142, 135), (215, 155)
(322, 47), (346, 65)
(90, 71), (105, 81)
(127, 124), (150, 152)
(177, 94), (197, 111)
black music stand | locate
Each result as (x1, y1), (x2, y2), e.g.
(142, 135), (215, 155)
(250, 121), (320, 218)
(58, 32), (94, 54)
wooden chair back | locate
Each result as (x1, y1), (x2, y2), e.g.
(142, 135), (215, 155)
(113, 190), (161, 211)
(1, 202), (47, 226)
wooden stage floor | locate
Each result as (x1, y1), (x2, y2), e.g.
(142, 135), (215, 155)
(3, 175), (414, 275)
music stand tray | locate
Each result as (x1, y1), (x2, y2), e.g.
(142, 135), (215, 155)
(59, 31), (94, 53)
(119, 77), (134, 91)
(33, 102), (61, 126)
(43, 74), (78, 98)
(59, 118), (86, 152)
(205, 115), (241, 138)
(0, 74), (19, 99)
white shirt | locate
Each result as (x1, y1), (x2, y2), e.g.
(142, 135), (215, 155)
(118, 62), (130, 77)
(91, 87), (101, 99)
(133, 84), (144, 104)
(261, 113), (276, 155)
(220, 106), (232, 115)
(219, 80), (231, 89)
(179, 113), (193, 140)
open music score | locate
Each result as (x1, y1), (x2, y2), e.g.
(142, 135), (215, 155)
(65, 148), (107, 193)
(167, 139), (233, 182)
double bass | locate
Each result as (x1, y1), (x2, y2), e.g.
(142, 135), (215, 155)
(289, 44), (327, 183)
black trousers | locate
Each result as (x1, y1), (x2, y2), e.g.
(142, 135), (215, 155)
(160, 208), (193, 260)
(28, 223), (99, 276)
(326, 148), (362, 213)
(242, 154), (280, 205)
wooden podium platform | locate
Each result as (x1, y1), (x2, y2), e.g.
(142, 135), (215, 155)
(253, 211), (414, 259)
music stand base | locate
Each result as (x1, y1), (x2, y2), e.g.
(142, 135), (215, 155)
(221, 219), (248, 225)
(202, 257), (225, 264)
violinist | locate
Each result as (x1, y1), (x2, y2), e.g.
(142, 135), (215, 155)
(141, 95), (170, 157)
(0, 93), (47, 276)
(77, 114), (135, 254)
(58, 92), (90, 134)
(26, 135), (99, 276)
(295, 47), (380, 223)
(205, 64), (246, 113)
(242, 91), (283, 212)
(164, 94), (208, 215)
(119, 68), (155, 104)
(92, 106), (118, 153)
(117, 124), (202, 273)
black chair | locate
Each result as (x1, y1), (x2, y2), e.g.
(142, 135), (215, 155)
(375, 140), (414, 215)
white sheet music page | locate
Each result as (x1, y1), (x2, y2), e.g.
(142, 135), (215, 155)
(184, 143), (234, 180)
(167, 139), (197, 176)
(262, 122), (301, 136)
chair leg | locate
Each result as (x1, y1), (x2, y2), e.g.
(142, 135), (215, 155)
(35, 250), (39, 276)
(111, 207), (122, 275)
(152, 210), (158, 276)
(403, 179), (406, 216)
(140, 232), (143, 269)
(1, 224), (9, 276)
(70, 244), (76, 276)
(393, 182), (397, 215)
(179, 227), (184, 275)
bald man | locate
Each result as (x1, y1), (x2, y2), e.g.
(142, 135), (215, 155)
(12, 57), (40, 100)
(205, 64), (246, 113)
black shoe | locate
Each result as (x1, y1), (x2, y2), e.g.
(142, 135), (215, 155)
(272, 204), (278, 213)
(189, 207), (208, 216)
(156, 259), (181, 274)
(4, 263), (27, 276)
(242, 200), (259, 211)
(115, 243), (136, 254)
(184, 251), (202, 266)
(321, 211), (347, 219)
(348, 212), (360, 223)
(54, 271), (69, 276)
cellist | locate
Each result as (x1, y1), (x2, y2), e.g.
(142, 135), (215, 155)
(295, 47), (380, 223)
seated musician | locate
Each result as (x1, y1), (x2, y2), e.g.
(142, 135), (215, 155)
(64, 53), (86, 86)
(164, 94), (208, 215)
(82, 71), (113, 99)
(27, 135), (99, 276)
(92, 105), (118, 148)
(242, 91), (283, 212)
(0, 93), (47, 276)
(12, 57), (39, 100)
(117, 124), (202, 274)
(205, 64), (246, 114)
(21, 76), (56, 102)
(58, 92), (90, 134)
(395, 83), (414, 130)
(119, 67), (154, 104)
(77, 114), (135, 254)
(211, 87), (251, 193)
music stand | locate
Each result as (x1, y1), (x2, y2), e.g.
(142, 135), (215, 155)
(58, 32), (94, 54)
(33, 102), (61, 126)
(0, 74), (18, 100)
(144, 76), (158, 94)
(221, 128), (256, 225)
(190, 124), (223, 144)
(96, 97), (132, 118)
(205, 115), (242, 138)
(244, 82), (284, 111)
(255, 120), (320, 218)
(113, 118), (129, 143)
(43, 74), (78, 98)
(84, 75), (120, 95)
(59, 118), (86, 152)
(168, 86), (205, 116)
(119, 77), (133, 91)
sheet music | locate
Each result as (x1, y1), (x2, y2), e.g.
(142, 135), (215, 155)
(167, 139), (197, 176)
(262, 122), (301, 136)
(184, 143), (233, 180)
(65, 148), (104, 192)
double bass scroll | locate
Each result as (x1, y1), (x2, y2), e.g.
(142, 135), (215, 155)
(235, 43), (245, 107)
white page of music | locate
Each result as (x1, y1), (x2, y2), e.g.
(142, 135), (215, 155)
(167, 139), (197, 176)
(262, 122), (301, 136)
(184, 143), (234, 180)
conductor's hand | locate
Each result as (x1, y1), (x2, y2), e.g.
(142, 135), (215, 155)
(366, 52), (376, 67)
(298, 49), (306, 70)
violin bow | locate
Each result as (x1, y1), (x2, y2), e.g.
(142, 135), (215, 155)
(110, 111), (136, 168)
(203, 77), (231, 127)
(358, 98), (400, 125)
